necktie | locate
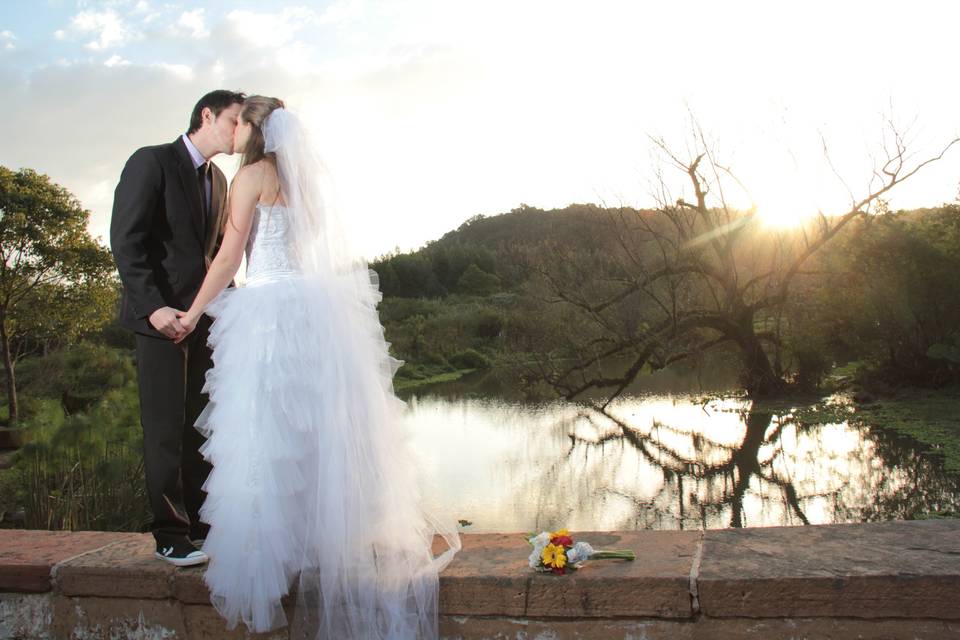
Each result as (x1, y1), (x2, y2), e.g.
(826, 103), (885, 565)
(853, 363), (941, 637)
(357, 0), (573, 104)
(197, 162), (209, 219)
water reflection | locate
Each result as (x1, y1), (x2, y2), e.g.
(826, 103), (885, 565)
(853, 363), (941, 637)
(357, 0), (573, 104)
(402, 391), (960, 533)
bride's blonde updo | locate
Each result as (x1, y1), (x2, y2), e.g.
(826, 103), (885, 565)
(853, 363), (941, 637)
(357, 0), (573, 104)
(239, 95), (285, 168)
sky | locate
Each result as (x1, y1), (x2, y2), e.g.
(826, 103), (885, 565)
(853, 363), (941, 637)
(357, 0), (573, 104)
(1, 0), (958, 259)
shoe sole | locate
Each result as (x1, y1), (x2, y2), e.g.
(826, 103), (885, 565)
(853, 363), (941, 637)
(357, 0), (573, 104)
(154, 551), (209, 567)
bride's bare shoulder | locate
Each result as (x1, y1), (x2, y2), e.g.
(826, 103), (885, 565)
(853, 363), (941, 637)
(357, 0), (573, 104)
(232, 162), (261, 184)
(232, 160), (275, 188)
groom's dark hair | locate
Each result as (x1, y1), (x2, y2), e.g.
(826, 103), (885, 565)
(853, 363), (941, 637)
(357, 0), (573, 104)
(187, 90), (247, 134)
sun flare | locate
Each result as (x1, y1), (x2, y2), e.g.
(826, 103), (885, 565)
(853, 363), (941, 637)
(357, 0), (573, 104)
(753, 202), (821, 229)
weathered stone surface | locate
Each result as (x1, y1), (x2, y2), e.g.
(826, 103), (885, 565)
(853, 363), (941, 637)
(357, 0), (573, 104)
(440, 615), (697, 640)
(524, 530), (698, 618)
(0, 591), (54, 639)
(439, 616), (960, 639)
(173, 566), (297, 609)
(171, 564), (213, 605)
(698, 519), (960, 619)
(437, 532), (530, 616)
(54, 533), (180, 599)
(436, 530), (697, 618)
(4, 521), (960, 638)
(51, 594), (188, 639)
(182, 603), (290, 639)
(0, 529), (136, 592)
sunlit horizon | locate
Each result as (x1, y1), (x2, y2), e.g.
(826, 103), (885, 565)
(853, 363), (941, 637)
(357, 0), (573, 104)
(1, 1), (958, 259)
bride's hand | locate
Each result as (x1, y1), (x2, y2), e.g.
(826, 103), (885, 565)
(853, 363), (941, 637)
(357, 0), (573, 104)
(174, 310), (198, 344)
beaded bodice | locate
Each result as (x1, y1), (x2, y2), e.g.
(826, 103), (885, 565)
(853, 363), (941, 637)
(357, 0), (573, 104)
(245, 203), (300, 284)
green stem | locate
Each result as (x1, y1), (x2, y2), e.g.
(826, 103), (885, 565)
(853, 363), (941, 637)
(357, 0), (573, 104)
(592, 549), (636, 560)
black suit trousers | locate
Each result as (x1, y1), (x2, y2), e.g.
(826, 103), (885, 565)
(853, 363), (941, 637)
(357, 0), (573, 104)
(134, 315), (214, 543)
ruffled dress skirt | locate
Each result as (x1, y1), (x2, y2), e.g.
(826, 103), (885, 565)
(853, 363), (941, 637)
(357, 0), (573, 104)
(194, 267), (460, 638)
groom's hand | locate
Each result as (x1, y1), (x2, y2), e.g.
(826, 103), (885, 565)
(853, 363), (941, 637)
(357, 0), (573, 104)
(148, 306), (186, 340)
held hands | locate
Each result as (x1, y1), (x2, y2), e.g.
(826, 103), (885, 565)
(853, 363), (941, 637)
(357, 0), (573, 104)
(146, 306), (198, 342)
(148, 306), (189, 341)
(173, 310), (199, 344)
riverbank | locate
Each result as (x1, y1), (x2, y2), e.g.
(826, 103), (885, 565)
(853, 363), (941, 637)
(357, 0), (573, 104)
(393, 365), (479, 392)
(795, 387), (960, 475)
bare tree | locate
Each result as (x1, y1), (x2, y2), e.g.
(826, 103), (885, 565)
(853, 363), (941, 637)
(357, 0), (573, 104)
(518, 123), (959, 402)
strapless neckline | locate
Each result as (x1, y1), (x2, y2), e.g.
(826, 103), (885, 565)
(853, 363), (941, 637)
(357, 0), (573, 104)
(246, 201), (298, 285)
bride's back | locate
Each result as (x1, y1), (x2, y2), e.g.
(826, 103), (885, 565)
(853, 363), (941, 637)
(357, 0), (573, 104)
(245, 160), (298, 285)
(256, 158), (287, 208)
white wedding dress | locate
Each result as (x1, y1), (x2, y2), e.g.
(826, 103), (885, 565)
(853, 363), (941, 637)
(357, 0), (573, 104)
(194, 200), (460, 638)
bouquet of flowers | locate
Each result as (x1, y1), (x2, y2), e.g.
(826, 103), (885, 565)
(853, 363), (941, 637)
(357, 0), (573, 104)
(526, 528), (636, 575)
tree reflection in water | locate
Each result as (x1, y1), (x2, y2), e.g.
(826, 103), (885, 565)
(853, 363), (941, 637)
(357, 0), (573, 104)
(404, 392), (960, 533)
(569, 402), (807, 529)
(547, 397), (960, 531)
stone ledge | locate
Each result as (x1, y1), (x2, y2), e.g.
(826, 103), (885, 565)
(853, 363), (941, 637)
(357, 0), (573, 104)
(0, 530), (135, 593)
(437, 615), (960, 639)
(1, 520), (959, 634)
(698, 519), (960, 619)
(438, 530), (698, 618)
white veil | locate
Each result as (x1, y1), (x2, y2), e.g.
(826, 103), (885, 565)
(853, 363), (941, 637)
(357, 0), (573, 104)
(258, 107), (462, 638)
(262, 107), (351, 276)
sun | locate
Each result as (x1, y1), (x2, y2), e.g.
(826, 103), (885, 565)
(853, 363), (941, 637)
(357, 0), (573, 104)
(746, 171), (838, 230)
(753, 201), (821, 229)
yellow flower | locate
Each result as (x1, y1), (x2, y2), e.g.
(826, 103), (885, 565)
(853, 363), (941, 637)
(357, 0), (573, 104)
(550, 528), (569, 538)
(553, 547), (567, 569)
(541, 543), (567, 569)
(541, 543), (556, 566)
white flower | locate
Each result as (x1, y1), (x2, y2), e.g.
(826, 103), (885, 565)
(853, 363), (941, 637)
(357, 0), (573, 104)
(528, 532), (550, 547)
(527, 531), (551, 569)
(528, 547), (543, 569)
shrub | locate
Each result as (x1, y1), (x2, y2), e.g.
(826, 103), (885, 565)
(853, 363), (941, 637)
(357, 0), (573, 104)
(449, 349), (491, 370)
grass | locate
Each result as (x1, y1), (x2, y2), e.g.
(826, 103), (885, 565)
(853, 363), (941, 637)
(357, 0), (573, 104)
(393, 368), (477, 392)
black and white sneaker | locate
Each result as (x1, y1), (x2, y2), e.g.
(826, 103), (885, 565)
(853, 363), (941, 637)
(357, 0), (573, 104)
(155, 539), (209, 567)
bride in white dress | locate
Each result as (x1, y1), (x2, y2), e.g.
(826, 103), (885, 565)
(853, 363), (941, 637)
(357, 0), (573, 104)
(175, 96), (460, 638)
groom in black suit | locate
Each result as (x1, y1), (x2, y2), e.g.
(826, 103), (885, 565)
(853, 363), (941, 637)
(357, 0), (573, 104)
(110, 90), (245, 566)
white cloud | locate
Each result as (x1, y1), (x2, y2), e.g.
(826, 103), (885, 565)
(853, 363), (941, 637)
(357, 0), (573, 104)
(151, 62), (193, 80)
(0, 30), (14, 51)
(225, 7), (315, 47)
(60, 9), (139, 51)
(175, 9), (209, 39)
(316, 0), (369, 25)
(104, 54), (130, 67)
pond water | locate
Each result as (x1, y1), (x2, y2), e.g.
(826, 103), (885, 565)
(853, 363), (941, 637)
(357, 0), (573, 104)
(399, 369), (960, 533)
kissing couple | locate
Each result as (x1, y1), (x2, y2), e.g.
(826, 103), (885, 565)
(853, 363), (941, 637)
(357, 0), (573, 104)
(111, 90), (460, 638)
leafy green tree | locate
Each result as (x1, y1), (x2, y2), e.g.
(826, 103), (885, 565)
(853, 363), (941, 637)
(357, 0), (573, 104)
(456, 263), (500, 295)
(387, 253), (444, 297)
(805, 206), (960, 385)
(0, 167), (116, 423)
(11, 280), (118, 358)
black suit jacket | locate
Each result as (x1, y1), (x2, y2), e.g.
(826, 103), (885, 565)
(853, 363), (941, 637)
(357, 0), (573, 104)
(110, 137), (229, 338)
